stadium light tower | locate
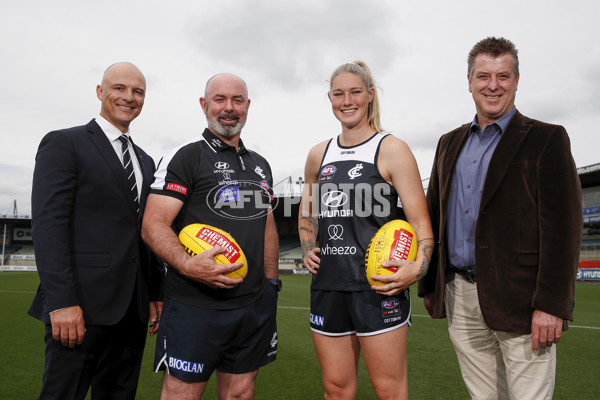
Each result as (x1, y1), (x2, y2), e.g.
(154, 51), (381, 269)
(295, 177), (304, 195)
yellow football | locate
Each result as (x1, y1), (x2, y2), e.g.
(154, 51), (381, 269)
(365, 220), (417, 286)
(178, 223), (248, 279)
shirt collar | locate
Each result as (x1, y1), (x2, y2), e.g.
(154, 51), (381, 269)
(470, 106), (517, 134)
(202, 128), (247, 153)
(95, 114), (131, 142)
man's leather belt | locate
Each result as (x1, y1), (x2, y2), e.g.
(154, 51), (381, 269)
(449, 265), (476, 283)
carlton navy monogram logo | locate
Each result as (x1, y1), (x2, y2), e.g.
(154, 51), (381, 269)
(255, 166), (266, 179)
(348, 163), (363, 179)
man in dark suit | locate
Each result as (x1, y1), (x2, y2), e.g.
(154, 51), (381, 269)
(29, 62), (162, 400)
(418, 37), (582, 399)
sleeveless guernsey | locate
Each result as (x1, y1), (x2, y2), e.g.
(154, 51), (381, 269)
(313, 133), (405, 291)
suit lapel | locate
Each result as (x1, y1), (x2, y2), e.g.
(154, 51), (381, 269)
(440, 124), (471, 215)
(86, 120), (139, 216)
(480, 111), (531, 209)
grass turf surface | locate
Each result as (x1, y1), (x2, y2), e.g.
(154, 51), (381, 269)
(1, 273), (598, 399)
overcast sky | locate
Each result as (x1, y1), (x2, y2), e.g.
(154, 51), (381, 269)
(1, 0), (599, 216)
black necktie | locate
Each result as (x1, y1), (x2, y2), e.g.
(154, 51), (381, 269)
(118, 135), (139, 213)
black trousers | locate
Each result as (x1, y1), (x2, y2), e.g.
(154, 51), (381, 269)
(38, 301), (147, 400)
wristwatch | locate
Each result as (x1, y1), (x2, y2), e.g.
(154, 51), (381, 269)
(268, 278), (282, 292)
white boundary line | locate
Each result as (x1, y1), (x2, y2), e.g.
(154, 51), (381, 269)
(570, 325), (600, 330)
(0, 290), (36, 294)
(1, 295), (597, 330)
(277, 306), (600, 330)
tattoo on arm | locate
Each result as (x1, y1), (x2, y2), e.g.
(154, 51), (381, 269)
(298, 226), (313, 234)
(299, 215), (318, 232)
(415, 238), (434, 279)
(299, 215), (318, 258)
(301, 238), (316, 260)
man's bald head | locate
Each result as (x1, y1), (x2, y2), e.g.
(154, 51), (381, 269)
(204, 73), (248, 99)
(102, 62), (146, 87)
(96, 62), (146, 133)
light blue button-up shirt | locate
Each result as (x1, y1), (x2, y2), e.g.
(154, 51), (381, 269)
(446, 107), (517, 269)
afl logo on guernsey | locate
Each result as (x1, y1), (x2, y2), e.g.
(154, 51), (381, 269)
(319, 165), (337, 182)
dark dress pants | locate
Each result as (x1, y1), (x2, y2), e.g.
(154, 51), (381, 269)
(38, 302), (147, 400)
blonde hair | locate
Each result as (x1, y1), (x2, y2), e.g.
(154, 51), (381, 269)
(329, 60), (384, 132)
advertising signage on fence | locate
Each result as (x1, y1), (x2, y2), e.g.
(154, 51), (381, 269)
(577, 269), (600, 280)
(584, 216), (600, 223)
(583, 206), (600, 215)
(11, 255), (35, 260)
(13, 228), (32, 241)
(583, 206), (600, 224)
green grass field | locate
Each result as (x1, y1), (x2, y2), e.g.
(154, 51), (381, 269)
(1, 273), (598, 399)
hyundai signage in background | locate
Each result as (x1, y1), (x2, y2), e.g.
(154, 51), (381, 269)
(577, 269), (600, 280)
(577, 261), (600, 281)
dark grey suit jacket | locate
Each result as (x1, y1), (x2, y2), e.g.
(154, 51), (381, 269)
(29, 119), (161, 325)
(419, 111), (582, 334)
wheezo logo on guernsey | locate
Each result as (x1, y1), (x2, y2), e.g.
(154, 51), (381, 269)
(169, 356), (204, 374)
(327, 224), (344, 240)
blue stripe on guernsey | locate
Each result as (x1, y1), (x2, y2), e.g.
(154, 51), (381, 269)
(168, 356), (204, 374)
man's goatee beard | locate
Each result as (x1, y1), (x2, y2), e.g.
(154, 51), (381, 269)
(207, 117), (244, 138)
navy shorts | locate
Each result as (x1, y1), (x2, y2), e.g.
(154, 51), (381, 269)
(154, 286), (278, 382)
(310, 288), (411, 336)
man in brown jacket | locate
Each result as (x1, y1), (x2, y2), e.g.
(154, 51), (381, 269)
(418, 37), (582, 399)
